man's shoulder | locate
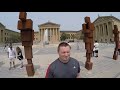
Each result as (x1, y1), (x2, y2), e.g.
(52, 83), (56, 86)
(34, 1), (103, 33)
(49, 59), (59, 68)
(70, 57), (77, 60)
(70, 57), (79, 63)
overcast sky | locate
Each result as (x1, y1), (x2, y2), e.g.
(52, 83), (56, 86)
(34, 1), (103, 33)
(0, 12), (120, 32)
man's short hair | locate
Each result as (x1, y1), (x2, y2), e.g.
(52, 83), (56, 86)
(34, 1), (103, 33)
(57, 42), (71, 52)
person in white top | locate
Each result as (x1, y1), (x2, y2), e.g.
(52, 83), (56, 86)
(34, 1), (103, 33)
(94, 40), (99, 57)
(7, 45), (16, 70)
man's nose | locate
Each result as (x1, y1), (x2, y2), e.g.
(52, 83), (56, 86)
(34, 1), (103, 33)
(64, 53), (69, 56)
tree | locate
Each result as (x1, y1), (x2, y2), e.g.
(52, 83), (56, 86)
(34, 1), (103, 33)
(60, 32), (67, 41)
(7, 34), (21, 43)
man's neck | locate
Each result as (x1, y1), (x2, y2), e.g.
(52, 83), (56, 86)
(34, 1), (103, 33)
(58, 57), (70, 64)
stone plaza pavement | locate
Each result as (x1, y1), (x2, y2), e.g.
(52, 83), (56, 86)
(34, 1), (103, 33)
(0, 42), (120, 78)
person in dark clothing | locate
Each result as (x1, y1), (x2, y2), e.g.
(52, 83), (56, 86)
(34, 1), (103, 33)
(16, 47), (24, 69)
(45, 42), (80, 78)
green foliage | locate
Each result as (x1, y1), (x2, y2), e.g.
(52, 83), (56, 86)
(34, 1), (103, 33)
(7, 34), (21, 43)
(60, 33), (67, 41)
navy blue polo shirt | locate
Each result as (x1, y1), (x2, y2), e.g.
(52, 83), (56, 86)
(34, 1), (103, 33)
(45, 57), (80, 78)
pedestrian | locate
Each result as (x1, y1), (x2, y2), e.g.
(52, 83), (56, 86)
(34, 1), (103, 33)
(92, 45), (95, 57)
(45, 42), (80, 78)
(76, 40), (80, 50)
(16, 46), (24, 69)
(3, 43), (7, 52)
(94, 40), (99, 57)
(7, 45), (16, 70)
(4, 44), (7, 50)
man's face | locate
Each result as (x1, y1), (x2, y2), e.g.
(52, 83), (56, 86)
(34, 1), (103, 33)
(58, 46), (71, 63)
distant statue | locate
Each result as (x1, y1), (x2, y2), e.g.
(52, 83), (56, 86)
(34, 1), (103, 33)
(113, 25), (119, 60)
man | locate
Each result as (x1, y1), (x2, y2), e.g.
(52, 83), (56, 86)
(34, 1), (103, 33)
(7, 45), (16, 70)
(45, 42), (80, 78)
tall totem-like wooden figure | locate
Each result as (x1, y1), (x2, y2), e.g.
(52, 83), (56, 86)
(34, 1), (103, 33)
(82, 16), (94, 70)
(17, 12), (35, 76)
(113, 25), (119, 60)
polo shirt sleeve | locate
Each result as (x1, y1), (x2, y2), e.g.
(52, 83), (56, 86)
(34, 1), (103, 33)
(45, 64), (54, 78)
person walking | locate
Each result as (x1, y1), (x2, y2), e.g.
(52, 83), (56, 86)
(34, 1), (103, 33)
(94, 40), (99, 57)
(16, 46), (24, 69)
(7, 45), (16, 70)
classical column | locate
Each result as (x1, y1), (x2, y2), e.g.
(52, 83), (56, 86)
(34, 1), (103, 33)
(94, 26), (96, 40)
(49, 28), (51, 43)
(102, 24), (104, 36)
(55, 28), (57, 42)
(102, 25), (103, 36)
(53, 28), (55, 42)
(55, 28), (58, 42)
(48, 28), (50, 42)
(98, 25), (101, 42)
(101, 25), (102, 36)
(96, 26), (98, 41)
(42, 29), (44, 41)
(106, 23), (108, 39)
(56, 28), (58, 42)
(99, 25), (101, 36)
(41, 29), (43, 42)
(105, 23), (107, 35)
(111, 21), (115, 41)
(102, 24), (105, 39)
(54, 28), (56, 41)
(39, 29), (41, 41)
(51, 28), (53, 43)
(111, 21), (114, 30)
(103, 23), (106, 42)
(58, 28), (60, 41)
(107, 23), (110, 42)
(43, 28), (45, 42)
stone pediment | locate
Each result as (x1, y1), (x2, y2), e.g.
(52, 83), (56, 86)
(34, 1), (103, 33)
(93, 16), (120, 24)
(0, 22), (5, 28)
(39, 21), (60, 27)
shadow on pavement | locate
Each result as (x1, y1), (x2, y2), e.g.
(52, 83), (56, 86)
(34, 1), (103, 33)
(103, 56), (113, 59)
(15, 63), (21, 68)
